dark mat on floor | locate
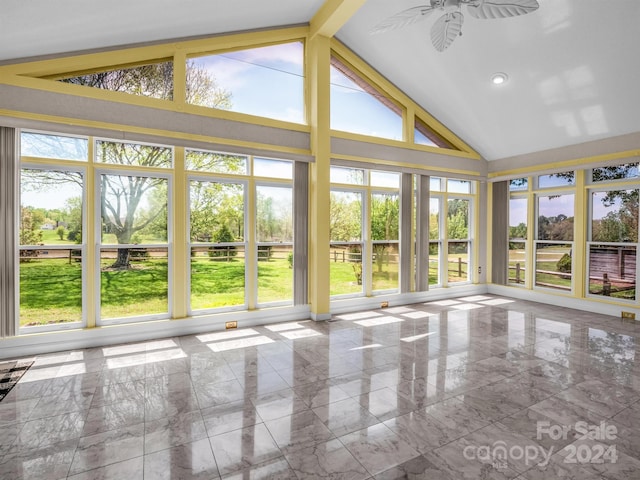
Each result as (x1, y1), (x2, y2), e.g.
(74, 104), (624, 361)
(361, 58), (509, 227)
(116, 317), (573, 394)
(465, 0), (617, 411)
(0, 360), (34, 402)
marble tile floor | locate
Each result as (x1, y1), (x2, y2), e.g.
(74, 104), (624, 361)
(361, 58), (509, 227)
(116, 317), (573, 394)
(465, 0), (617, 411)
(1, 295), (640, 479)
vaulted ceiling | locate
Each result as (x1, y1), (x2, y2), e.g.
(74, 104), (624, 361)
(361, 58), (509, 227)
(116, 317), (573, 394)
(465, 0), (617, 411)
(2, 0), (639, 161)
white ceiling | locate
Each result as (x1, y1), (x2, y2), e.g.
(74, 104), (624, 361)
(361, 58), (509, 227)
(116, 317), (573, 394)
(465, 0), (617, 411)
(2, 0), (640, 161)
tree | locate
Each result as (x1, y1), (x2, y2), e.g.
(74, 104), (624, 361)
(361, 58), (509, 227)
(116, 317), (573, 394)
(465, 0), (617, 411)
(330, 192), (361, 242)
(371, 194), (399, 273)
(59, 62), (233, 268)
(19, 207), (43, 246)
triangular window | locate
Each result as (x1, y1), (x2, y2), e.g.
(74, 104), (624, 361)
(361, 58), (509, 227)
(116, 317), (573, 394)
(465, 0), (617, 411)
(59, 61), (174, 100)
(330, 56), (403, 141)
(414, 116), (456, 149)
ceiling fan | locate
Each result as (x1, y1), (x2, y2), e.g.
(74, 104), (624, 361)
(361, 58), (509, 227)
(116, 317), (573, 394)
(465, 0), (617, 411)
(370, 0), (540, 52)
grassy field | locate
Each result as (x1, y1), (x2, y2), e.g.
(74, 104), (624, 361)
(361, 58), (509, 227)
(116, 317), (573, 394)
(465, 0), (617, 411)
(20, 256), (296, 325)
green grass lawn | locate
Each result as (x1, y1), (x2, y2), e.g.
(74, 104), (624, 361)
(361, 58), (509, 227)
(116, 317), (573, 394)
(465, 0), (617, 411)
(20, 257), (83, 326)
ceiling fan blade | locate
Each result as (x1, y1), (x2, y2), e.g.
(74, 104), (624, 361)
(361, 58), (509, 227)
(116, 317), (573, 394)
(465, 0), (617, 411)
(431, 12), (464, 52)
(370, 6), (435, 34)
(466, 0), (539, 20)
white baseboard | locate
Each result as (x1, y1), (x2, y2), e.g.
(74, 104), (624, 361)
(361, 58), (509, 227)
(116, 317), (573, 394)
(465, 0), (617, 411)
(0, 305), (311, 361)
(0, 285), (494, 360)
(488, 284), (639, 319)
(330, 284), (488, 316)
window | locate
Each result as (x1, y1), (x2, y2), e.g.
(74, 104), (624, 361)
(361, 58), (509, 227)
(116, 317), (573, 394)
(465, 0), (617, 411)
(21, 132), (88, 161)
(330, 56), (403, 140)
(429, 197), (441, 285)
(190, 180), (246, 310)
(59, 61), (174, 100)
(19, 168), (85, 329)
(256, 185), (293, 304)
(538, 171), (575, 188)
(188, 153), (295, 310)
(535, 194), (574, 291)
(509, 178), (528, 191)
(447, 198), (470, 283)
(371, 192), (399, 292)
(99, 173), (170, 322)
(592, 163), (639, 182)
(329, 190), (363, 296)
(96, 140), (172, 168)
(330, 167), (364, 185)
(509, 197), (527, 285)
(186, 150), (247, 174)
(414, 116), (456, 149)
(188, 42), (304, 123)
(588, 190), (638, 300)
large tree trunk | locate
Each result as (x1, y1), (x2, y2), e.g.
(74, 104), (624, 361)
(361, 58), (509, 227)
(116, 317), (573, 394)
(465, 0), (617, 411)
(112, 248), (131, 269)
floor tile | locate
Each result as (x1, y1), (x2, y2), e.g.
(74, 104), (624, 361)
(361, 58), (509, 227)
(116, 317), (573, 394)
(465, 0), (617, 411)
(338, 423), (420, 476)
(284, 438), (369, 480)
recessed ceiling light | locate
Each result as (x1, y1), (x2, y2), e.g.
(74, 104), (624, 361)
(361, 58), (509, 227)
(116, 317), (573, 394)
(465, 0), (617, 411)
(491, 72), (508, 85)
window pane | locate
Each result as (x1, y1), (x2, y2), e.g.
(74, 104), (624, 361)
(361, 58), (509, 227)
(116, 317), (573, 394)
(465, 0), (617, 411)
(509, 242), (526, 285)
(330, 191), (362, 241)
(429, 242), (440, 285)
(447, 179), (471, 194)
(371, 194), (399, 241)
(588, 245), (636, 300)
(101, 175), (168, 246)
(509, 178), (528, 191)
(535, 243), (572, 291)
(188, 42), (304, 123)
(592, 163), (639, 182)
(258, 244), (293, 304)
(372, 242), (399, 291)
(430, 198), (440, 240)
(60, 61), (174, 100)
(330, 243), (363, 296)
(96, 141), (172, 168)
(186, 150), (247, 174)
(371, 171), (400, 188)
(20, 249), (83, 327)
(21, 169), (83, 246)
(21, 132), (87, 161)
(414, 116), (455, 149)
(100, 247), (168, 319)
(430, 177), (442, 191)
(447, 199), (469, 240)
(256, 186), (292, 243)
(448, 242), (468, 283)
(191, 245), (246, 310)
(538, 172), (575, 188)
(190, 181), (245, 243)
(538, 194), (574, 241)
(591, 190), (638, 243)
(509, 198), (528, 240)
(253, 158), (293, 179)
(330, 57), (402, 141)
(330, 167), (364, 185)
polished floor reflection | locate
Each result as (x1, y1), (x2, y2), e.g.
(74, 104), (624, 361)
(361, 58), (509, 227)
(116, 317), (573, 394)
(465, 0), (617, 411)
(1, 295), (639, 479)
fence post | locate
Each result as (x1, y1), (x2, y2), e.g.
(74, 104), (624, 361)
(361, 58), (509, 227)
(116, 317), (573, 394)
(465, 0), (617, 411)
(516, 262), (521, 284)
(458, 257), (462, 277)
(603, 273), (611, 296)
(334, 251), (337, 263)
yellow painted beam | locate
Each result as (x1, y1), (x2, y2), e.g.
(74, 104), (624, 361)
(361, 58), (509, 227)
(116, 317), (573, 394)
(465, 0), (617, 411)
(573, 170), (587, 298)
(307, 34), (332, 319)
(172, 147), (188, 318)
(310, 0), (367, 39)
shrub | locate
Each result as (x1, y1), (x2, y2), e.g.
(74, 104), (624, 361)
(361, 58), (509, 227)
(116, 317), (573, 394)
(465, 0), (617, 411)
(557, 253), (572, 273)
